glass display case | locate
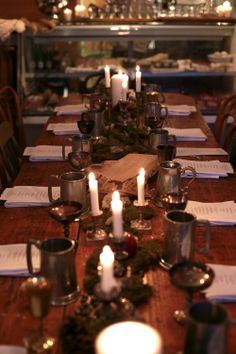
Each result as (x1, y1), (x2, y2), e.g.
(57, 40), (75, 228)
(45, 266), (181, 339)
(19, 20), (236, 116)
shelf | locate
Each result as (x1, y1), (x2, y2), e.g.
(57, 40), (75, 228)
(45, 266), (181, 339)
(25, 23), (236, 42)
(24, 69), (236, 79)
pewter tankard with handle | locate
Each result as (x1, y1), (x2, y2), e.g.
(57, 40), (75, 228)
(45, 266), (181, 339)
(160, 210), (211, 270)
(48, 171), (88, 212)
(156, 161), (196, 204)
(184, 301), (236, 354)
(26, 237), (80, 306)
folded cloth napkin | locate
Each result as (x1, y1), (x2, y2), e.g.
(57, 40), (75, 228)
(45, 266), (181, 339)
(175, 159), (233, 178)
(166, 127), (207, 141)
(185, 200), (236, 225)
(47, 123), (79, 135)
(0, 243), (39, 276)
(54, 103), (88, 115)
(176, 147), (228, 157)
(166, 104), (197, 116)
(23, 145), (71, 161)
(0, 186), (60, 207)
(204, 264), (236, 302)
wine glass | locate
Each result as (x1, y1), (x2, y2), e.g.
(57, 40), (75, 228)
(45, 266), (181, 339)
(130, 200), (152, 231)
(22, 276), (55, 353)
(169, 260), (214, 325)
(160, 190), (188, 212)
(77, 113), (95, 136)
(48, 201), (83, 238)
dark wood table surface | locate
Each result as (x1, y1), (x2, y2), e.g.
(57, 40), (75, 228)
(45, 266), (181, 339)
(0, 93), (236, 354)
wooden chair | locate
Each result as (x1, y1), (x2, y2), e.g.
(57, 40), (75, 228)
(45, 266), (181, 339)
(0, 85), (26, 150)
(0, 120), (23, 188)
(214, 94), (236, 146)
(224, 120), (236, 169)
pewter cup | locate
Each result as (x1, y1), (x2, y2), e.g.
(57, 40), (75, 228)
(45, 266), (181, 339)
(26, 237), (80, 306)
(184, 301), (236, 354)
(156, 161), (196, 203)
(62, 135), (92, 160)
(81, 109), (105, 139)
(145, 102), (168, 129)
(149, 128), (176, 150)
(160, 210), (211, 270)
(48, 171), (88, 212)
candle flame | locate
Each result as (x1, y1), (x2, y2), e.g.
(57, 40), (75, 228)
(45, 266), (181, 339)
(136, 65), (140, 72)
(118, 69), (123, 76)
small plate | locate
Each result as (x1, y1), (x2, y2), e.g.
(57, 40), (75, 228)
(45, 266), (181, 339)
(0, 346), (26, 354)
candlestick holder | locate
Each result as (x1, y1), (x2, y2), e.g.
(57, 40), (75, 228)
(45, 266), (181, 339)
(105, 87), (111, 125)
(131, 200), (152, 231)
(87, 211), (107, 241)
(119, 99), (130, 126)
(109, 232), (130, 261)
(135, 91), (142, 129)
(94, 281), (134, 319)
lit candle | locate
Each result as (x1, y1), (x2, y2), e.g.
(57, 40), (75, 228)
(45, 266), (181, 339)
(111, 191), (123, 239)
(88, 172), (101, 216)
(216, 1), (232, 17)
(74, 4), (87, 17)
(99, 245), (117, 294)
(121, 80), (128, 101)
(104, 65), (110, 88)
(64, 8), (72, 22)
(95, 321), (163, 354)
(137, 168), (145, 206)
(111, 71), (129, 106)
(136, 65), (141, 92)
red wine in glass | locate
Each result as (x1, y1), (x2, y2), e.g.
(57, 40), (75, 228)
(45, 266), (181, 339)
(77, 115), (95, 135)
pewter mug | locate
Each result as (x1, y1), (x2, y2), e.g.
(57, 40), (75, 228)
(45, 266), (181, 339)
(26, 237), (80, 306)
(184, 301), (236, 354)
(145, 102), (168, 129)
(62, 135), (92, 160)
(149, 128), (176, 150)
(81, 109), (105, 138)
(48, 171), (87, 212)
(160, 210), (210, 269)
(156, 161), (196, 202)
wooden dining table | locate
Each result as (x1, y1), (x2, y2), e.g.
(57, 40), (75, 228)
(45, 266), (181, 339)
(0, 93), (236, 354)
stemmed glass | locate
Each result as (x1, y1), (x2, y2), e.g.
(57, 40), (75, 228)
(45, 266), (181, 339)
(119, 99), (130, 126)
(131, 200), (152, 231)
(169, 260), (214, 325)
(77, 113), (95, 136)
(48, 201), (83, 238)
(22, 276), (55, 353)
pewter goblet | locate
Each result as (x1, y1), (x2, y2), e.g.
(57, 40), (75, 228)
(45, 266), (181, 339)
(169, 260), (214, 325)
(22, 276), (55, 353)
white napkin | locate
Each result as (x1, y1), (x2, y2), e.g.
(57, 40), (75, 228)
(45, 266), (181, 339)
(166, 104), (197, 116)
(186, 200), (236, 225)
(0, 243), (39, 276)
(204, 264), (236, 302)
(47, 123), (79, 135)
(0, 186), (60, 207)
(175, 159), (234, 178)
(176, 147), (228, 157)
(54, 103), (88, 116)
(23, 145), (72, 161)
(166, 127), (207, 141)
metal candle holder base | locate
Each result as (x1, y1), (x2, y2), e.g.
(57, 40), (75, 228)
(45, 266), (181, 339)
(94, 282), (134, 319)
(109, 232), (129, 261)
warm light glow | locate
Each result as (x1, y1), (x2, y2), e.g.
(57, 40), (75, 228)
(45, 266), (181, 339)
(95, 321), (163, 354)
